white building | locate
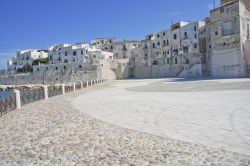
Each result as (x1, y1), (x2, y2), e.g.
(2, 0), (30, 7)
(93, 38), (116, 52)
(112, 40), (141, 59)
(7, 49), (48, 73)
(48, 43), (89, 64)
(88, 51), (113, 64)
(129, 21), (205, 79)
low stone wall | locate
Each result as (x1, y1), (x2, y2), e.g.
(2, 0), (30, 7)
(0, 63), (101, 85)
(0, 79), (105, 117)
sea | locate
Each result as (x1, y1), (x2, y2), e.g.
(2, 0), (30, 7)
(0, 91), (13, 99)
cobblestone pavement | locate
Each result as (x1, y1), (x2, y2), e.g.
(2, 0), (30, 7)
(0, 81), (250, 166)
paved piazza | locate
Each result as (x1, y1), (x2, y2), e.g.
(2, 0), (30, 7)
(0, 79), (250, 165)
(73, 79), (250, 155)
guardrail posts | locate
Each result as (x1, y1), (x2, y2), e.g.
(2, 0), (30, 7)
(80, 82), (83, 89)
(73, 83), (76, 92)
(42, 85), (48, 99)
(62, 84), (65, 95)
(14, 90), (21, 109)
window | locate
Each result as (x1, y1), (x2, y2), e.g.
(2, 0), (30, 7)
(145, 54), (148, 57)
(184, 32), (187, 39)
(195, 34), (197, 39)
(64, 66), (66, 69)
(59, 57), (61, 61)
(163, 32), (166, 36)
(157, 42), (160, 46)
(173, 34), (177, 40)
(194, 26), (197, 31)
(65, 51), (68, 56)
(46, 67), (48, 70)
(79, 65), (82, 68)
(175, 58), (178, 64)
(215, 31), (218, 36)
(157, 34), (160, 38)
(174, 49), (178, 54)
(222, 21), (233, 36)
(247, 23), (250, 38)
(183, 46), (189, 53)
(37, 68), (39, 71)
(81, 50), (83, 55)
(167, 40), (169, 46)
(163, 40), (166, 46)
(194, 43), (198, 49)
(73, 51), (77, 56)
(111, 46), (113, 49)
(153, 43), (155, 48)
(152, 60), (158, 65)
(55, 67), (58, 70)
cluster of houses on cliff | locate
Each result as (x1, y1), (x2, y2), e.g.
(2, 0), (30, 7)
(5, 0), (250, 80)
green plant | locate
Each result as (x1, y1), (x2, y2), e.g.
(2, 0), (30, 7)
(17, 64), (33, 73)
(32, 58), (49, 66)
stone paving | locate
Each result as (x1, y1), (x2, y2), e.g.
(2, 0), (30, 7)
(73, 79), (250, 156)
(0, 80), (250, 165)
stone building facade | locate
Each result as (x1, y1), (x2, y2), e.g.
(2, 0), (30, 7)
(93, 38), (116, 52)
(201, 0), (250, 78)
(3, 0), (250, 83)
(129, 21), (205, 79)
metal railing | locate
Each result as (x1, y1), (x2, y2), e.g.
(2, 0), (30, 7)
(0, 79), (105, 117)
(0, 90), (16, 116)
(65, 84), (74, 93)
(75, 82), (82, 90)
(18, 86), (45, 106)
(48, 85), (63, 97)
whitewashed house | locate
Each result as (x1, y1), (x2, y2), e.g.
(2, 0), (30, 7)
(7, 49), (48, 73)
(48, 43), (89, 64)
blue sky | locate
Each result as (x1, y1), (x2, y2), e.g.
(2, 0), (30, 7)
(0, 0), (220, 69)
